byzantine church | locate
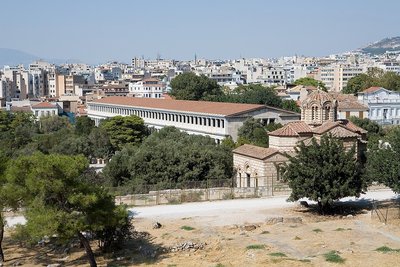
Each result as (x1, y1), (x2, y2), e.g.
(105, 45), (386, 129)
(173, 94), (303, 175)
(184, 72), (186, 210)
(233, 89), (367, 189)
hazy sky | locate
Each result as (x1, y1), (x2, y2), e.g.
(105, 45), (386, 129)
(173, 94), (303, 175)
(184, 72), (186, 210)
(1, 0), (399, 64)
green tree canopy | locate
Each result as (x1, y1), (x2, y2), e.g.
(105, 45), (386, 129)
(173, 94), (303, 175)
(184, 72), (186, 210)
(102, 145), (137, 187)
(0, 150), (11, 262)
(100, 115), (149, 151)
(281, 99), (301, 113)
(0, 111), (36, 154)
(75, 116), (95, 136)
(343, 68), (400, 94)
(221, 84), (283, 107)
(365, 127), (400, 193)
(5, 153), (131, 267)
(281, 135), (365, 214)
(39, 115), (70, 134)
(170, 72), (223, 100)
(343, 73), (377, 94)
(237, 118), (268, 147)
(102, 127), (233, 193)
(294, 77), (327, 91)
(348, 116), (382, 136)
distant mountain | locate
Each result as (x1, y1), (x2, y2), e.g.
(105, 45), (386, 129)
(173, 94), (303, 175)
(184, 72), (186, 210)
(0, 48), (42, 67)
(0, 48), (83, 68)
(358, 36), (400, 55)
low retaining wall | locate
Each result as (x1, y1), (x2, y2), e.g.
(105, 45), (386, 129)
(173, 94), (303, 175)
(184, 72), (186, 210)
(116, 185), (291, 206)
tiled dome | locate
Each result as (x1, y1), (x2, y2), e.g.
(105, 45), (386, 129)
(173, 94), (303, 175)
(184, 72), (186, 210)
(301, 89), (335, 108)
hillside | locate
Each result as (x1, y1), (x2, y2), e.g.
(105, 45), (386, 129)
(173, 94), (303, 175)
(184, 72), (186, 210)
(359, 36), (400, 55)
(0, 48), (40, 67)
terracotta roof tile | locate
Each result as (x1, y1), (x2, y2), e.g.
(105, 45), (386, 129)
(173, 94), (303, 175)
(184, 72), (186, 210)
(32, 102), (57, 109)
(10, 106), (32, 113)
(301, 89), (335, 107)
(362, 86), (382, 93)
(91, 96), (266, 117)
(233, 144), (279, 160)
(329, 93), (368, 110)
(313, 120), (367, 135)
(328, 126), (360, 138)
(313, 121), (341, 134)
(269, 121), (313, 137)
(339, 119), (368, 134)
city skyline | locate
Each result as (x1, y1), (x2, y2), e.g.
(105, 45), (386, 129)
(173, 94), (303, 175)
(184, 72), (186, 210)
(1, 0), (399, 64)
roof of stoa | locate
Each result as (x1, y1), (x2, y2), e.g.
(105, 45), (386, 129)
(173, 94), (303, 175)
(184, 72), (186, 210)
(90, 96), (266, 117)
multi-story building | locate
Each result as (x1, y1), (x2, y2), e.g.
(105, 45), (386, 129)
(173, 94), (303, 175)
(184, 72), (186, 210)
(357, 87), (400, 125)
(246, 66), (289, 86)
(318, 64), (366, 92)
(128, 78), (165, 98)
(86, 96), (300, 142)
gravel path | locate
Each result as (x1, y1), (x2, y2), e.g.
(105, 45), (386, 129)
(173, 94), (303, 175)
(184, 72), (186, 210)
(129, 189), (398, 226)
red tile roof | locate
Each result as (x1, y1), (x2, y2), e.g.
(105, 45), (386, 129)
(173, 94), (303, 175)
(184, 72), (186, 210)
(32, 102), (57, 109)
(268, 121), (313, 137)
(339, 119), (368, 134)
(329, 92), (368, 110)
(362, 87), (382, 93)
(233, 144), (280, 160)
(328, 126), (360, 138)
(90, 96), (266, 117)
(270, 119), (367, 138)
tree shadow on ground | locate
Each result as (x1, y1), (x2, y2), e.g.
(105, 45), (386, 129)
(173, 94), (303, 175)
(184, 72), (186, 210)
(3, 229), (169, 266)
(294, 196), (399, 217)
(99, 230), (170, 266)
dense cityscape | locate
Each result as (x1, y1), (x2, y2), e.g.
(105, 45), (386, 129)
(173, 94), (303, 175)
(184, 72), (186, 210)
(1, 1), (400, 266)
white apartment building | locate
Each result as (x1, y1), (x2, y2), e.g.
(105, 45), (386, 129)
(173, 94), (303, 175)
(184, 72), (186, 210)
(357, 87), (400, 125)
(318, 64), (366, 92)
(199, 68), (242, 85)
(375, 62), (400, 74)
(86, 96), (300, 142)
(246, 66), (289, 85)
(128, 78), (165, 98)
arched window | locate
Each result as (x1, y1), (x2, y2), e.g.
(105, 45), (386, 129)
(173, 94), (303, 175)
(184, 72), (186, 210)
(325, 105), (330, 121)
(311, 106), (315, 120)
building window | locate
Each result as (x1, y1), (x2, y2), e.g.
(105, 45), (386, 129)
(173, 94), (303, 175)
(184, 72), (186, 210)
(324, 106), (330, 121)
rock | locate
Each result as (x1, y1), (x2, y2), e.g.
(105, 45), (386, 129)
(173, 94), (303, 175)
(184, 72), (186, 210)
(299, 201), (309, 208)
(227, 224), (239, 230)
(116, 256), (125, 261)
(346, 215), (353, 218)
(153, 222), (162, 229)
(47, 264), (61, 267)
(13, 261), (23, 266)
(241, 224), (257, 231)
(283, 217), (303, 224)
(169, 241), (206, 252)
(265, 217), (283, 225)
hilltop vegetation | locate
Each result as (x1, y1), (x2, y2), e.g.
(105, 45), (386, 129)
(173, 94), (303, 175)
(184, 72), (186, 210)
(359, 36), (400, 55)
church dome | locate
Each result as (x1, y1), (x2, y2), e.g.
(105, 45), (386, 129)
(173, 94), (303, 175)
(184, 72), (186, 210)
(301, 89), (338, 126)
(301, 89), (335, 108)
